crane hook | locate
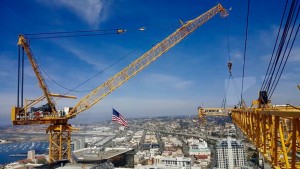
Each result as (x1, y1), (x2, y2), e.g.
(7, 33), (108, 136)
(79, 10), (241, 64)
(228, 61), (232, 73)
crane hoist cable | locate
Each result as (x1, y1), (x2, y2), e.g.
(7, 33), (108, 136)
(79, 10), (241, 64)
(260, 0), (300, 99)
(39, 29), (180, 94)
(263, 0), (296, 93)
(221, 17), (232, 109)
(221, 74), (231, 109)
(226, 18), (231, 62)
(241, 0), (250, 107)
(14, 28), (128, 108)
(226, 17), (233, 74)
(26, 22), (183, 94)
(221, 68), (243, 109)
(230, 74), (243, 104)
(261, 0), (289, 91)
(24, 28), (119, 35)
(265, 0), (297, 93)
(266, 0), (296, 91)
(24, 29), (125, 39)
(268, 1), (300, 97)
(42, 47), (140, 94)
(269, 16), (300, 97)
(25, 27), (179, 96)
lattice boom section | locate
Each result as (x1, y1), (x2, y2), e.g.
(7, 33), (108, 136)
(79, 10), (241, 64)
(232, 108), (300, 169)
(68, 4), (226, 118)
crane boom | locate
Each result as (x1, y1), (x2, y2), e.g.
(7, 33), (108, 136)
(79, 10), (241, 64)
(67, 4), (228, 119)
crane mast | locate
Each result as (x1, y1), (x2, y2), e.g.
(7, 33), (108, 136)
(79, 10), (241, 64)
(12, 4), (228, 162)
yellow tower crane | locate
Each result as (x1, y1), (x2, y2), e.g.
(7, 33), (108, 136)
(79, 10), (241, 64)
(12, 4), (228, 162)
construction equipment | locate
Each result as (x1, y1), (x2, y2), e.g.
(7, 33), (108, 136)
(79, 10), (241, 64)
(199, 96), (300, 169)
(232, 101), (300, 169)
(12, 4), (228, 162)
(198, 107), (231, 117)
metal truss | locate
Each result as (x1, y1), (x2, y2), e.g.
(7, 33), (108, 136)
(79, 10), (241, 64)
(232, 107), (300, 169)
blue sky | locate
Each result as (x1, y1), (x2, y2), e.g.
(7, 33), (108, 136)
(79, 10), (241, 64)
(0, 0), (299, 125)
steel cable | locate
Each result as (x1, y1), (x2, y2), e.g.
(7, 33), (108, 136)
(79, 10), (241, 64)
(241, 0), (250, 106)
(261, 0), (289, 91)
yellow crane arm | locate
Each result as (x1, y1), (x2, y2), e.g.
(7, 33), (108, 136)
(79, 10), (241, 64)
(67, 4), (228, 119)
(17, 35), (57, 114)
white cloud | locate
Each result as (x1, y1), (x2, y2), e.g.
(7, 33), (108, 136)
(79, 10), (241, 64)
(259, 46), (300, 63)
(294, 66), (300, 72)
(58, 41), (107, 69)
(280, 72), (300, 80)
(289, 46), (300, 62)
(225, 76), (256, 105)
(260, 53), (271, 61)
(173, 81), (193, 89)
(231, 50), (242, 59)
(258, 25), (278, 47)
(43, 0), (106, 27)
(144, 73), (194, 89)
(0, 93), (16, 126)
(258, 25), (300, 63)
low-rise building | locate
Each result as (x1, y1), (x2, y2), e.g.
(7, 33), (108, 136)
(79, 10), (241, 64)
(187, 138), (211, 167)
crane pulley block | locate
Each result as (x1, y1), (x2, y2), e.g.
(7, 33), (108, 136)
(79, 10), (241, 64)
(258, 90), (269, 105)
(228, 61), (232, 73)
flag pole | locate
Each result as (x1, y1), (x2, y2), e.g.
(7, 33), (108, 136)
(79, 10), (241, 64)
(111, 107), (114, 149)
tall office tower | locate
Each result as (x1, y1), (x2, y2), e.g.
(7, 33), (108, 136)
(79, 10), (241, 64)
(216, 137), (246, 169)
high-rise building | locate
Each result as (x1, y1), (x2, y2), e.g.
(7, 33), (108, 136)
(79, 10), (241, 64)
(71, 140), (80, 151)
(216, 137), (246, 169)
(79, 137), (85, 149)
(71, 138), (85, 151)
(27, 150), (35, 160)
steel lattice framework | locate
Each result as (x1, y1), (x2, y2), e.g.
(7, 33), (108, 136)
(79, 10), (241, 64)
(232, 106), (300, 169)
(198, 104), (300, 168)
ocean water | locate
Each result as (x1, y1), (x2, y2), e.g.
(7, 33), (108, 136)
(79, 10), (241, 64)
(0, 141), (48, 165)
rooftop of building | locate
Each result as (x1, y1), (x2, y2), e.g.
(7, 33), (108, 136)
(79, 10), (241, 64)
(72, 147), (134, 162)
(56, 162), (115, 169)
(216, 136), (244, 148)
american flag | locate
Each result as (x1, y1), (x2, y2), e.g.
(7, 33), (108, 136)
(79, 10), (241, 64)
(112, 108), (127, 126)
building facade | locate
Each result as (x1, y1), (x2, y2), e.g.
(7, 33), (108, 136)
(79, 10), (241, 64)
(216, 137), (246, 169)
(153, 156), (192, 169)
(27, 150), (35, 160)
